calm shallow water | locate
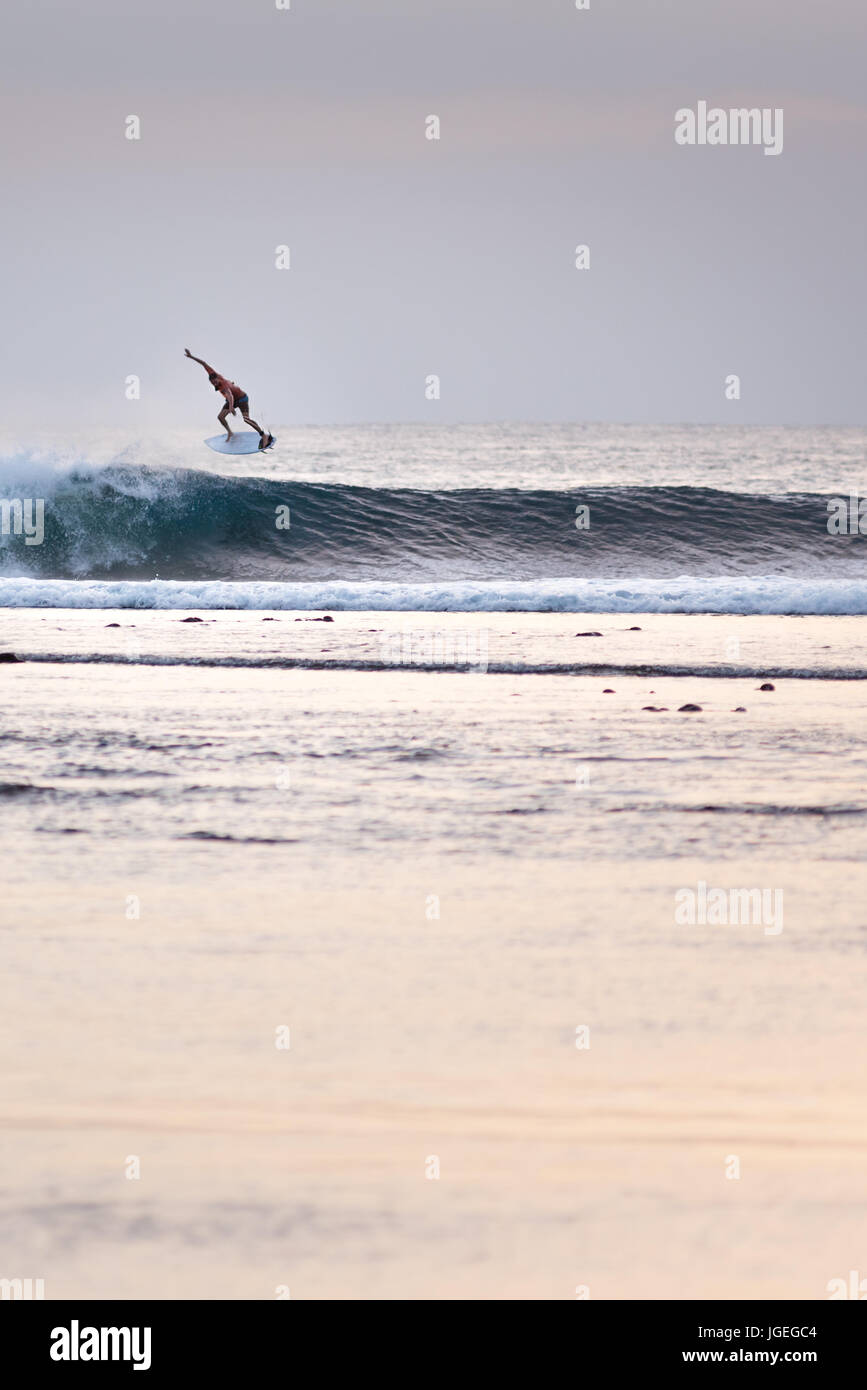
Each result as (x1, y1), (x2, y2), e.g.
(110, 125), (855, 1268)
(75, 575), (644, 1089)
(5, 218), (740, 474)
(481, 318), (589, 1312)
(1, 613), (867, 866)
(1, 611), (866, 1298)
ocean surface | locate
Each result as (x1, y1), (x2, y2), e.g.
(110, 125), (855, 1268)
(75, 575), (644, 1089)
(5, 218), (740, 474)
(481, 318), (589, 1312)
(0, 423), (865, 612)
(2, 425), (866, 1299)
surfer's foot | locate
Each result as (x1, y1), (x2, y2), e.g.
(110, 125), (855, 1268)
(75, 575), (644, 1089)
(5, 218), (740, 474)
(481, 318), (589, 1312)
(225, 433), (233, 442)
(259, 433), (272, 451)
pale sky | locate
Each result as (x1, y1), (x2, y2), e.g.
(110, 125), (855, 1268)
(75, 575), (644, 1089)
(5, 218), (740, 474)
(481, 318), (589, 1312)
(1, 0), (864, 428)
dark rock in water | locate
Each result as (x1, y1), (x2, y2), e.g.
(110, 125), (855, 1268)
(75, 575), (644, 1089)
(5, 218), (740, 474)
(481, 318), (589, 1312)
(262, 617), (278, 622)
(602, 688), (615, 694)
(105, 623), (121, 628)
(181, 616), (205, 623)
(758, 682), (775, 691)
(320, 615), (335, 623)
(575, 631), (603, 637)
(628, 626), (642, 631)
(642, 706), (668, 712)
(733, 706), (747, 712)
(296, 615), (335, 623)
(678, 703), (702, 712)
(0, 652), (22, 663)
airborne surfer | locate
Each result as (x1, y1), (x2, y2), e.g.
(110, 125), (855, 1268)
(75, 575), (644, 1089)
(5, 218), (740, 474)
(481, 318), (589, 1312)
(184, 349), (273, 450)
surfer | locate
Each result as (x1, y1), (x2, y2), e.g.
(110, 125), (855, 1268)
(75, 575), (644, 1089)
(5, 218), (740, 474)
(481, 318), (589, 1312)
(184, 349), (273, 450)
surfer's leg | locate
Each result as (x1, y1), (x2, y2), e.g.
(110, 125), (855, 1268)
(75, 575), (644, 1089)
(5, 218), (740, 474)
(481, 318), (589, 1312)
(240, 405), (271, 448)
(241, 409), (264, 438)
(218, 405), (234, 441)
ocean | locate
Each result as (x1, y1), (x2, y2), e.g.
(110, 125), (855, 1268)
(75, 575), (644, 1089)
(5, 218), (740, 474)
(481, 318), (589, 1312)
(1, 423), (866, 1299)
(1, 422), (865, 611)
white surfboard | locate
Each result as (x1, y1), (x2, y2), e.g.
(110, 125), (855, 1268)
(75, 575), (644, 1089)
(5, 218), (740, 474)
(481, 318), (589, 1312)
(204, 432), (275, 456)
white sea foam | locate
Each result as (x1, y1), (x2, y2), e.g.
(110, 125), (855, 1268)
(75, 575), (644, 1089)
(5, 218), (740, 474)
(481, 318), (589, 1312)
(1, 576), (866, 614)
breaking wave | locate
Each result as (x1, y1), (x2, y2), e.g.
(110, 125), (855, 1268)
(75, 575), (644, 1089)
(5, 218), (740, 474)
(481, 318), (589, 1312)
(0, 455), (863, 611)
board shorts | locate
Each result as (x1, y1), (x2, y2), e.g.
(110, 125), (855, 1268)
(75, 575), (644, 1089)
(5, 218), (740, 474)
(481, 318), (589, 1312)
(234, 393), (249, 410)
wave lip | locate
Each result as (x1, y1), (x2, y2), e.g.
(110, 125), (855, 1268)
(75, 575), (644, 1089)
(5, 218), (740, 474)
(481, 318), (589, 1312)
(1, 575), (867, 615)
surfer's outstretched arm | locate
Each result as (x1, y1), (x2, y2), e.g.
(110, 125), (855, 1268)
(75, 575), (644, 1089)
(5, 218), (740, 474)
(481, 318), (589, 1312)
(184, 348), (216, 375)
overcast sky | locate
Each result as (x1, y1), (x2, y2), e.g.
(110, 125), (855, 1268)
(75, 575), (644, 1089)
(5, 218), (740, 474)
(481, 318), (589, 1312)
(1, 0), (864, 428)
